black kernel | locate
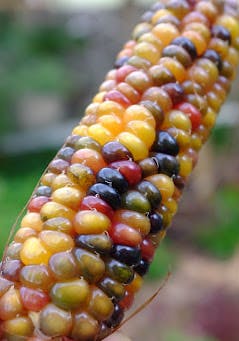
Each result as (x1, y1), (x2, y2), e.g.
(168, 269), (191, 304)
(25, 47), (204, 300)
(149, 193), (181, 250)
(152, 153), (180, 177)
(134, 259), (150, 277)
(96, 168), (129, 194)
(106, 304), (124, 329)
(211, 25), (231, 43)
(203, 49), (223, 71)
(172, 36), (197, 60)
(149, 212), (164, 234)
(88, 184), (121, 210)
(152, 131), (179, 156)
(111, 245), (141, 266)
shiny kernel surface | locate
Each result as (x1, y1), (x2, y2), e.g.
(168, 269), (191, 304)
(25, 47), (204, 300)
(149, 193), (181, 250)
(73, 210), (111, 235)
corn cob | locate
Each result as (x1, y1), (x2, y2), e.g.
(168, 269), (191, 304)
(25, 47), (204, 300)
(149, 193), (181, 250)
(1, 0), (239, 340)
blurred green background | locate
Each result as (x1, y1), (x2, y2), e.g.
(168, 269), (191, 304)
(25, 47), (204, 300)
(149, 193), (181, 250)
(0, 1), (239, 341)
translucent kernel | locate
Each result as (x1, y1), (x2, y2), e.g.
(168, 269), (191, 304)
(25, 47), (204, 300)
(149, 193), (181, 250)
(71, 312), (99, 341)
(151, 9), (172, 25)
(146, 174), (175, 202)
(20, 265), (52, 291)
(39, 231), (74, 253)
(14, 227), (37, 243)
(134, 41), (160, 64)
(20, 237), (51, 265)
(72, 124), (89, 137)
(97, 101), (125, 118)
(40, 202), (75, 222)
(39, 303), (72, 337)
(73, 210), (111, 235)
(117, 132), (149, 161)
(67, 163), (96, 190)
(216, 15), (239, 45)
(21, 212), (43, 232)
(2, 317), (34, 337)
(163, 110), (192, 132)
(126, 120), (156, 148)
(51, 174), (74, 191)
(50, 279), (90, 310)
(89, 287), (114, 321)
(71, 148), (107, 174)
(177, 154), (193, 177)
(113, 209), (151, 236)
(0, 288), (23, 321)
(43, 217), (74, 235)
(73, 248), (106, 283)
(152, 23), (179, 46)
(124, 105), (156, 128)
(52, 187), (84, 210)
(182, 30), (207, 55)
(88, 123), (114, 145)
(98, 114), (123, 136)
(159, 57), (186, 82)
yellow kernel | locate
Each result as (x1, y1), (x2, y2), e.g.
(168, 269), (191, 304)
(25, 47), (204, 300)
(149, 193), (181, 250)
(98, 114), (123, 136)
(72, 124), (89, 137)
(183, 30), (207, 55)
(216, 15), (239, 44)
(153, 23), (179, 46)
(165, 198), (178, 215)
(191, 133), (202, 151)
(93, 91), (106, 103)
(177, 154), (193, 177)
(20, 237), (51, 265)
(168, 127), (191, 150)
(39, 231), (74, 253)
(73, 210), (111, 235)
(125, 273), (143, 293)
(146, 174), (175, 202)
(40, 202), (75, 222)
(2, 317), (34, 337)
(0, 288), (23, 321)
(184, 22), (211, 43)
(14, 227), (37, 243)
(21, 212), (43, 232)
(163, 110), (192, 132)
(117, 132), (149, 161)
(85, 103), (99, 116)
(159, 57), (186, 82)
(151, 9), (172, 24)
(51, 174), (74, 191)
(138, 32), (163, 52)
(88, 123), (114, 145)
(124, 105), (156, 128)
(134, 42), (160, 64)
(41, 173), (57, 187)
(126, 120), (156, 148)
(97, 101), (125, 118)
(52, 187), (84, 210)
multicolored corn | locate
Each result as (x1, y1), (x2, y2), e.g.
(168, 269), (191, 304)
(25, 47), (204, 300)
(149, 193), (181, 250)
(1, 0), (239, 340)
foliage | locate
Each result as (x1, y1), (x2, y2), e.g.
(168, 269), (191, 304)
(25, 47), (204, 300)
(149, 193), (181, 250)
(0, 13), (86, 135)
(148, 242), (176, 280)
(0, 150), (56, 256)
(164, 330), (217, 341)
(195, 186), (239, 259)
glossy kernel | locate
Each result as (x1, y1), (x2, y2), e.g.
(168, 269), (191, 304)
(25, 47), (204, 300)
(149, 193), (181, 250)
(40, 202), (75, 222)
(39, 303), (72, 337)
(73, 210), (111, 235)
(89, 288), (114, 321)
(52, 187), (84, 210)
(117, 132), (149, 161)
(71, 312), (99, 341)
(146, 174), (175, 202)
(39, 231), (74, 253)
(73, 248), (105, 283)
(50, 279), (90, 310)
(71, 148), (106, 174)
(21, 212), (43, 232)
(20, 237), (51, 266)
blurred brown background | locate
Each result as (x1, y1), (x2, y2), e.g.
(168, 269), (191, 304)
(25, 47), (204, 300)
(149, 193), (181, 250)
(0, 1), (239, 340)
